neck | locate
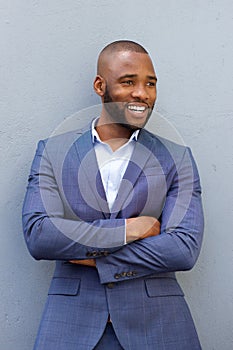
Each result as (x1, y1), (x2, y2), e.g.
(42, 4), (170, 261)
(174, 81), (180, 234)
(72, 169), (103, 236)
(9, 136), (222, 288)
(95, 115), (134, 152)
(96, 115), (132, 142)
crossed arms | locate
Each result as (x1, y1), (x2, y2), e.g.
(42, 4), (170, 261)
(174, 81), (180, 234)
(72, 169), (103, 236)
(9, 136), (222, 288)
(22, 138), (204, 283)
(70, 216), (160, 267)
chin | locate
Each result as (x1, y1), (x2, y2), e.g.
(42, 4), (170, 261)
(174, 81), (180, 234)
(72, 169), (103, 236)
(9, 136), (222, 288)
(120, 123), (141, 131)
(126, 117), (149, 130)
(124, 110), (152, 130)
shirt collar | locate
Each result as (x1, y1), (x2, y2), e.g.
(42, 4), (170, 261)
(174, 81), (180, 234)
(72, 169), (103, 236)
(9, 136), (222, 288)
(91, 117), (140, 144)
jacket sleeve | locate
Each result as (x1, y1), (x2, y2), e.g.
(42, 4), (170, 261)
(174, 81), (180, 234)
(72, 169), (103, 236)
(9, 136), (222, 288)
(22, 140), (126, 261)
(96, 147), (204, 284)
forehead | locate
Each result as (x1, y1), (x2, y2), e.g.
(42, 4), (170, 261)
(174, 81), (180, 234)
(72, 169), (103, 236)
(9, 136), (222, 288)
(104, 51), (156, 78)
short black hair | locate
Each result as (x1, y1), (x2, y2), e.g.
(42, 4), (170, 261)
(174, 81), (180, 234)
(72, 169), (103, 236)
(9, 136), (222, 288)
(97, 40), (149, 74)
(100, 40), (148, 55)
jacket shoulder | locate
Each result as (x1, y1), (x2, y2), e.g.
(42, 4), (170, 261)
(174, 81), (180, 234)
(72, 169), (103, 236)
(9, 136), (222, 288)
(141, 129), (190, 164)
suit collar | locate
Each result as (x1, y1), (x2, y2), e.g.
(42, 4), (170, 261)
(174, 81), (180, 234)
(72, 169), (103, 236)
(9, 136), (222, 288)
(74, 126), (110, 218)
(73, 124), (156, 219)
(110, 129), (155, 217)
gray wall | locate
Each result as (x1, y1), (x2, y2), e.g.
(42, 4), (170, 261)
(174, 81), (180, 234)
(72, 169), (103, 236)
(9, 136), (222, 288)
(1, 1), (233, 349)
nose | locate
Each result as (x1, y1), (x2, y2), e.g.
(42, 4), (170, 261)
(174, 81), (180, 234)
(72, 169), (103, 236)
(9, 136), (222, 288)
(131, 84), (149, 101)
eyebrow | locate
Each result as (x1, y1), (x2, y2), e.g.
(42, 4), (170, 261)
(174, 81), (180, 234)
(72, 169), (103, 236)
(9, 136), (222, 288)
(119, 74), (157, 81)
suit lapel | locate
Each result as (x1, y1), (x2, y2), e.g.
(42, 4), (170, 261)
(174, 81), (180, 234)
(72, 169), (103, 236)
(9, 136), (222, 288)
(110, 129), (154, 218)
(73, 126), (155, 220)
(74, 127), (110, 218)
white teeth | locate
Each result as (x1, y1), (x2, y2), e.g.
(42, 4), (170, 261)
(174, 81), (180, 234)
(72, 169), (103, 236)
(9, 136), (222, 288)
(128, 105), (146, 112)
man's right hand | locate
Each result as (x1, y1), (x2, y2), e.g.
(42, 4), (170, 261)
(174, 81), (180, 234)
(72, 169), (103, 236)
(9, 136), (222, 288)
(126, 216), (160, 243)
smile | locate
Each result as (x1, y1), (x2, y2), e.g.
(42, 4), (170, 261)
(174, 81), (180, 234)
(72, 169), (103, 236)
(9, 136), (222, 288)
(127, 105), (147, 112)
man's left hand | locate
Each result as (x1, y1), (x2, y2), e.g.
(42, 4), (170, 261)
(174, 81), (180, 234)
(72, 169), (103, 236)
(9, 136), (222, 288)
(69, 259), (96, 267)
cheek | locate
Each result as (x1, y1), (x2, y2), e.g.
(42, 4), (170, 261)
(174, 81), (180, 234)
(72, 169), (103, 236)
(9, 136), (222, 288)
(109, 85), (131, 102)
(149, 89), (157, 101)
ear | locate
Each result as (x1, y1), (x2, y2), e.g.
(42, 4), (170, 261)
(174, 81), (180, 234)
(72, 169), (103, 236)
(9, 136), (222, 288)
(93, 75), (106, 96)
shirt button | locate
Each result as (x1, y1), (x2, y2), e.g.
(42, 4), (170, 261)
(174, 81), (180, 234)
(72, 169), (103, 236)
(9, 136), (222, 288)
(107, 283), (115, 289)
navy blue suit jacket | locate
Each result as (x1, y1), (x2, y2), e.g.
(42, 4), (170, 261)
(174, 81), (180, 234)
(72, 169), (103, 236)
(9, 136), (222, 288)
(22, 124), (204, 349)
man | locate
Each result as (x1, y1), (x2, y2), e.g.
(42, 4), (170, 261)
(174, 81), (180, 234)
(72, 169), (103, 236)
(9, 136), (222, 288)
(22, 40), (204, 349)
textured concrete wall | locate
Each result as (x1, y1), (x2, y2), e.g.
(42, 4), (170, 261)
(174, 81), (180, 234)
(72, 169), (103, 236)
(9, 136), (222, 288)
(1, 1), (233, 349)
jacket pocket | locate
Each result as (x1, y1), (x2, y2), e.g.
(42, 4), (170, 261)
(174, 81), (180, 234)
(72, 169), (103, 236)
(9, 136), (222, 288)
(145, 277), (184, 297)
(48, 277), (81, 296)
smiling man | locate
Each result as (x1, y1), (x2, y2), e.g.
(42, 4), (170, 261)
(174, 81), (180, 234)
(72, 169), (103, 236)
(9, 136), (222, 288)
(23, 40), (204, 349)
(94, 42), (157, 132)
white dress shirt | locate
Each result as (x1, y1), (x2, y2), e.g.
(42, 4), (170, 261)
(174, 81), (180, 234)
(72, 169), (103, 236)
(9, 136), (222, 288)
(91, 119), (139, 211)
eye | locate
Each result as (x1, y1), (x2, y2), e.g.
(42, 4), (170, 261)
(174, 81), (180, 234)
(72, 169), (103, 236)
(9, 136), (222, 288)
(147, 81), (156, 87)
(121, 80), (134, 86)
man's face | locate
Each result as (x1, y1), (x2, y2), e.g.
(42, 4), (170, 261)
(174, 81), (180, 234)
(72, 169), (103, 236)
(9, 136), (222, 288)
(101, 51), (157, 130)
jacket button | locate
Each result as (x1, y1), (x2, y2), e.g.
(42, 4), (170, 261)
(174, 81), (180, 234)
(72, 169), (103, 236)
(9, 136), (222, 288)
(86, 252), (92, 257)
(107, 283), (115, 289)
(114, 273), (121, 279)
(126, 272), (133, 277)
(121, 272), (127, 277)
(100, 251), (108, 256)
